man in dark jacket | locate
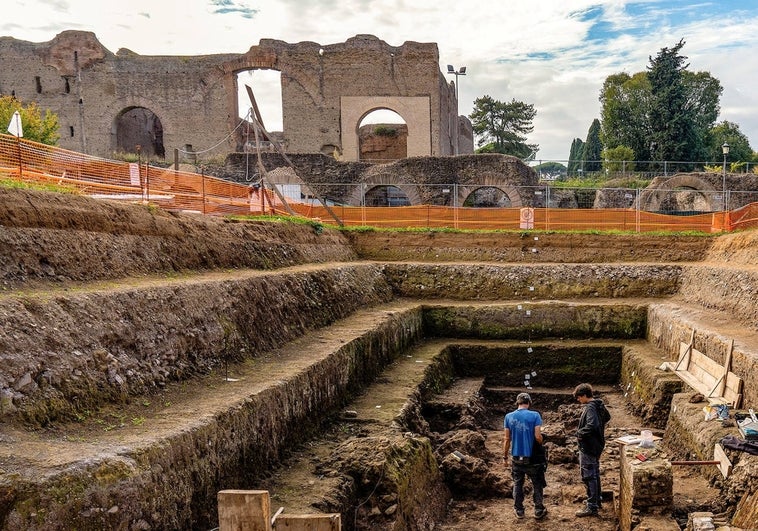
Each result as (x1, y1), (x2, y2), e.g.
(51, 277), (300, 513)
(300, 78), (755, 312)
(573, 383), (611, 517)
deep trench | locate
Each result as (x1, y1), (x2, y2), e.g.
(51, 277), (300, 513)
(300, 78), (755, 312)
(254, 338), (720, 531)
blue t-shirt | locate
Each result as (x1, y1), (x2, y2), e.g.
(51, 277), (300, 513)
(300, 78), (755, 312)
(504, 408), (542, 457)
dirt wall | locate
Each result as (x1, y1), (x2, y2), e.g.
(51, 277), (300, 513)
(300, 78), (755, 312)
(0, 264), (393, 424)
(0, 188), (356, 287)
(347, 231), (714, 263)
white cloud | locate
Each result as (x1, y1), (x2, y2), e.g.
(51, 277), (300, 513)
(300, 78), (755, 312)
(3, 0), (758, 160)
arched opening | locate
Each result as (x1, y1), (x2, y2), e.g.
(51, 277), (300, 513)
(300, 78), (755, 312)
(237, 69), (283, 150)
(115, 107), (165, 158)
(657, 187), (712, 215)
(463, 186), (512, 207)
(364, 185), (411, 207)
(358, 109), (408, 162)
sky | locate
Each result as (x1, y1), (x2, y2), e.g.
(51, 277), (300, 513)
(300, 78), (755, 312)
(3, 0), (758, 161)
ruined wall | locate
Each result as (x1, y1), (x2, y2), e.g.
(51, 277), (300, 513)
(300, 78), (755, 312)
(222, 152), (539, 206)
(0, 31), (463, 160)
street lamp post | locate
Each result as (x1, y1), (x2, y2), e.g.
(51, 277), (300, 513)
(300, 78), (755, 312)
(722, 142), (730, 211)
(446, 64), (466, 155)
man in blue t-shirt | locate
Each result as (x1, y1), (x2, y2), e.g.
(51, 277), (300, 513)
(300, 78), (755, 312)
(503, 392), (547, 520)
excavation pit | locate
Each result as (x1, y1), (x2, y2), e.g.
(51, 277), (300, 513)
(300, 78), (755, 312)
(1, 189), (757, 531)
(255, 336), (731, 531)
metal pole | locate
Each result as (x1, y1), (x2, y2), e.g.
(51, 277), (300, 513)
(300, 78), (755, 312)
(722, 151), (727, 212)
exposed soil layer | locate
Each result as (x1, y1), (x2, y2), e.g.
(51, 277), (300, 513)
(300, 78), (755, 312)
(0, 188), (757, 530)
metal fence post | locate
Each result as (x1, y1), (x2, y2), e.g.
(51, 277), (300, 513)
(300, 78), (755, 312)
(361, 183), (366, 226)
(453, 183), (459, 230)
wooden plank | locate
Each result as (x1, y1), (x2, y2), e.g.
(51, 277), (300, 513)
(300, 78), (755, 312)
(673, 369), (709, 396)
(733, 488), (758, 529)
(218, 490), (271, 531)
(674, 336), (693, 371)
(690, 349), (725, 382)
(273, 514), (341, 530)
(724, 372), (743, 408)
(714, 443), (732, 478)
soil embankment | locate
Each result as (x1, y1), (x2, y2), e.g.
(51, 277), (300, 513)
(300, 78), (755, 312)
(1, 187), (757, 530)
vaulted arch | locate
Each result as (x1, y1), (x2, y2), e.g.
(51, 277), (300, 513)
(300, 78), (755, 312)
(457, 173), (524, 208)
(341, 96), (431, 161)
(638, 174), (722, 212)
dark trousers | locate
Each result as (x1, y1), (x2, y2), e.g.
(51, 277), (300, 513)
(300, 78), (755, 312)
(579, 451), (601, 511)
(512, 459), (545, 512)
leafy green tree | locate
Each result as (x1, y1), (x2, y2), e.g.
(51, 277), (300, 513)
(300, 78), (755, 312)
(683, 71), (722, 161)
(599, 72), (652, 163)
(706, 121), (753, 168)
(581, 119), (602, 172)
(599, 40), (723, 168)
(534, 161), (566, 181)
(567, 137), (584, 175)
(470, 95), (538, 158)
(647, 40), (722, 165)
(0, 95), (59, 145)
(601, 145), (635, 172)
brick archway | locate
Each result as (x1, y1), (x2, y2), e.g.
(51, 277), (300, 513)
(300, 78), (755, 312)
(638, 174), (721, 212)
(346, 176), (423, 206)
(341, 96), (431, 162)
(106, 98), (176, 156)
(457, 173), (524, 207)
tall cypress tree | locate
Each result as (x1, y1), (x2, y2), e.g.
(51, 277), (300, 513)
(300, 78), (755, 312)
(567, 138), (584, 175)
(647, 39), (696, 164)
(581, 119), (602, 172)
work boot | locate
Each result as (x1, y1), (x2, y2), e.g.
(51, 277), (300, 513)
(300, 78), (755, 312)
(514, 508), (525, 519)
(534, 507), (548, 520)
(575, 506), (598, 517)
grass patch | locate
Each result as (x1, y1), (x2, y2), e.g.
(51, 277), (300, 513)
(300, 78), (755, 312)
(0, 176), (80, 194)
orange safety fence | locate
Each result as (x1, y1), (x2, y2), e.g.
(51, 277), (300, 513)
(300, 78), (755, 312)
(2, 133), (757, 233)
(728, 202), (758, 231)
(289, 204), (734, 233)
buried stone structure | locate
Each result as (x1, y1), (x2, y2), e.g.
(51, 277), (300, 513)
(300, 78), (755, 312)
(0, 188), (757, 529)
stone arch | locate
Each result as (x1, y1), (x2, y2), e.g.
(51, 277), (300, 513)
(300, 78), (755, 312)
(638, 173), (721, 212)
(341, 96), (431, 161)
(346, 174), (423, 206)
(457, 173), (523, 208)
(114, 107), (164, 157)
(219, 49), (278, 121)
(107, 97), (176, 158)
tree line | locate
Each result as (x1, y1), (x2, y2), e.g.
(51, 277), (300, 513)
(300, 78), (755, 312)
(470, 40), (756, 175)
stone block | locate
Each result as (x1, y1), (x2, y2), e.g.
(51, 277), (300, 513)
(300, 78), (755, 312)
(619, 442), (673, 531)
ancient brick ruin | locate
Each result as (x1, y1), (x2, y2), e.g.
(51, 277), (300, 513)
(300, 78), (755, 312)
(0, 31), (472, 160)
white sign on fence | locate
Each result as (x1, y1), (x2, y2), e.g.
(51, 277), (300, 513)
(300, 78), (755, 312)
(129, 163), (140, 186)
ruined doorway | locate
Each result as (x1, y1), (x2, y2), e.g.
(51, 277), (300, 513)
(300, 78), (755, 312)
(364, 185), (411, 206)
(463, 186), (513, 207)
(115, 107), (165, 158)
(358, 109), (408, 162)
(236, 69), (283, 151)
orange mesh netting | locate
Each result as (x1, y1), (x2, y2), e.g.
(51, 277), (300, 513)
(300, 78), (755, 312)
(2, 134), (755, 233)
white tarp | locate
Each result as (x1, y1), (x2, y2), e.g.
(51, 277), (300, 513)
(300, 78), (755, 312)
(7, 110), (23, 137)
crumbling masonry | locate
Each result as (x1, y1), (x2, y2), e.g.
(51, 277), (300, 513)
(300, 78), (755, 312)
(0, 31), (472, 160)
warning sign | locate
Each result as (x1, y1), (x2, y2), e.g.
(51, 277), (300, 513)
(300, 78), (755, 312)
(519, 207), (535, 229)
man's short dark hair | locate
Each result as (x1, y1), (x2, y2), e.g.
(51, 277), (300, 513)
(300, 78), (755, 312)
(573, 383), (594, 398)
(516, 392), (532, 405)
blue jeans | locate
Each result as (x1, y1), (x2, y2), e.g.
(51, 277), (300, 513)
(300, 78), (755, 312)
(512, 459), (545, 512)
(579, 451), (601, 511)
